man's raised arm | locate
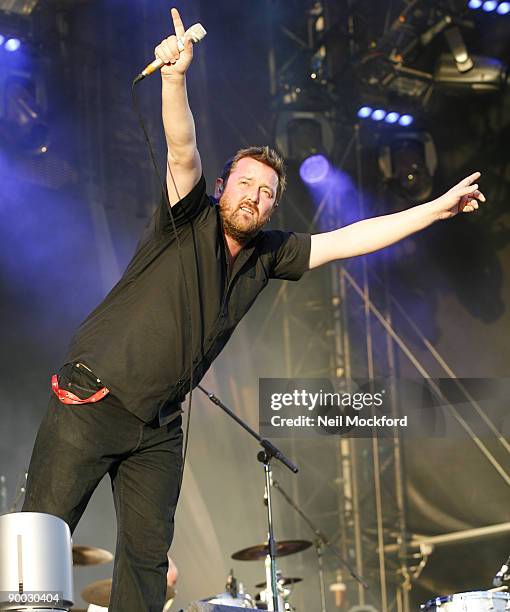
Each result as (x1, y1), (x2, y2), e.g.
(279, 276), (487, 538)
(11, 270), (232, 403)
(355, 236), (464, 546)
(155, 7), (202, 206)
(309, 172), (486, 269)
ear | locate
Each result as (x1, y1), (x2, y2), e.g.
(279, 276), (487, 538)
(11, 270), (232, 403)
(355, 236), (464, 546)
(214, 178), (224, 200)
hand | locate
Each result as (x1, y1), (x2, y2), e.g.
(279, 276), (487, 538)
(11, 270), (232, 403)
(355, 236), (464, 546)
(431, 171), (487, 220)
(154, 8), (193, 77)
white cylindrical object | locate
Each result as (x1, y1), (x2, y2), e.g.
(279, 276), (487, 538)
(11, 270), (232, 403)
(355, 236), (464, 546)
(0, 512), (74, 611)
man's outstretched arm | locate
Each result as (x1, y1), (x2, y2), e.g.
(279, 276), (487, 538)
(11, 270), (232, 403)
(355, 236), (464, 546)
(309, 171), (486, 269)
(156, 7), (202, 206)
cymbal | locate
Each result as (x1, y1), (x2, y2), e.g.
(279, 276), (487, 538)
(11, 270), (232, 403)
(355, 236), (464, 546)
(255, 576), (303, 588)
(72, 545), (114, 566)
(82, 578), (175, 608)
(232, 540), (312, 561)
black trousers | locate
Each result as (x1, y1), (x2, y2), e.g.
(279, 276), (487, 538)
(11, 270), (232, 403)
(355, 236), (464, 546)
(22, 365), (183, 612)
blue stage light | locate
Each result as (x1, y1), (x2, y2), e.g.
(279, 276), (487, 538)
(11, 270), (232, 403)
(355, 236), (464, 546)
(371, 109), (387, 121)
(357, 106), (373, 119)
(468, 0), (483, 7)
(497, 1), (510, 13)
(398, 114), (414, 126)
(482, 0), (498, 11)
(0, 34), (5, 46)
(5, 38), (21, 52)
(299, 154), (330, 185)
(385, 112), (400, 124)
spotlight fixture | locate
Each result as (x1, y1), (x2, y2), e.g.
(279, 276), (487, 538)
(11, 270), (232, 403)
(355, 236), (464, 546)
(357, 106), (372, 119)
(467, 0), (510, 12)
(385, 112), (400, 124)
(299, 154), (331, 185)
(399, 114), (414, 126)
(372, 109), (387, 121)
(4, 36), (20, 51)
(482, 0), (498, 10)
(435, 53), (508, 92)
(356, 105), (415, 127)
(378, 132), (438, 203)
(0, 72), (49, 155)
(0, 0), (38, 16)
(275, 110), (334, 162)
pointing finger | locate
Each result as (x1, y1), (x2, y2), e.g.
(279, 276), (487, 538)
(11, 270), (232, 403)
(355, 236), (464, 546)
(171, 7), (186, 39)
(458, 171), (481, 187)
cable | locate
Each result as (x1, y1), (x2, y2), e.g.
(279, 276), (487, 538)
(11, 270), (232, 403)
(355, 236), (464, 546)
(131, 79), (197, 492)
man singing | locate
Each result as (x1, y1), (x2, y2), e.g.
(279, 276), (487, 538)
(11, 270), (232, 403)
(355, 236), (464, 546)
(22, 7), (485, 612)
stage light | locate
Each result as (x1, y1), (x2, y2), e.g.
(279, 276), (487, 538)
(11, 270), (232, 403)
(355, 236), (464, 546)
(371, 109), (387, 121)
(378, 132), (438, 203)
(482, 0), (498, 10)
(0, 34), (5, 45)
(357, 102), (416, 127)
(0, 0), (38, 15)
(299, 154), (330, 185)
(497, 1), (510, 13)
(4, 37), (20, 52)
(468, 0), (483, 7)
(385, 112), (400, 124)
(398, 114), (414, 126)
(0, 75), (49, 155)
(357, 106), (373, 118)
(435, 53), (508, 92)
(275, 110), (334, 164)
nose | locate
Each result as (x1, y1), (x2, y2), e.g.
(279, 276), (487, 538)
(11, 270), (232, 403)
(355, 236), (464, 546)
(245, 190), (259, 206)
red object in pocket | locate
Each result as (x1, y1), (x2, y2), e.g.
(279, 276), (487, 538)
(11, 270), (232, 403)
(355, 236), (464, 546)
(51, 374), (109, 405)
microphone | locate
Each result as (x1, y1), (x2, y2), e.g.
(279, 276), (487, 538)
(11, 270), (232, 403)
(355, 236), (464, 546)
(134, 23), (207, 83)
(493, 554), (510, 587)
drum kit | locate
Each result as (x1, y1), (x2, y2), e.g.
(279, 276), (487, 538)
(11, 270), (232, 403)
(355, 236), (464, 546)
(3, 514), (510, 612)
(201, 539), (312, 610)
(75, 539), (309, 611)
(421, 591), (510, 612)
(69, 472), (510, 612)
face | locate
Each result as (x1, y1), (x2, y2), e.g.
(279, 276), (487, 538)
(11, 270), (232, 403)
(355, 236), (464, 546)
(217, 157), (279, 244)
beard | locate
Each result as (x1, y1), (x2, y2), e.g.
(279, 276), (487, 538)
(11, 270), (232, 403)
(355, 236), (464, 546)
(218, 194), (268, 244)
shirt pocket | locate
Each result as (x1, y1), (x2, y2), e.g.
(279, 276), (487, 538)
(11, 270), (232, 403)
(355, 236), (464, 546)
(230, 270), (269, 321)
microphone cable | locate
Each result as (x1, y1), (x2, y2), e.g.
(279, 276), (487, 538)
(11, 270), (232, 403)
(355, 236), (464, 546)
(131, 77), (197, 493)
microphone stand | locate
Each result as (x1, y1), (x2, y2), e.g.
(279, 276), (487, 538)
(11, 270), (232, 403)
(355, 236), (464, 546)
(271, 477), (369, 611)
(197, 384), (298, 612)
(492, 552), (510, 587)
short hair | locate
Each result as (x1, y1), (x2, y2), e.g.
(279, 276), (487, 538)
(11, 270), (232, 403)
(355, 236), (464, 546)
(219, 146), (287, 205)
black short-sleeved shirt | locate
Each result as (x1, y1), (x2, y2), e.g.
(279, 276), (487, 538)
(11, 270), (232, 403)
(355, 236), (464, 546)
(65, 176), (311, 424)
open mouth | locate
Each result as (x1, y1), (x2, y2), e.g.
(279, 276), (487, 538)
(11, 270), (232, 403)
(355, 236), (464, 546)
(239, 205), (256, 217)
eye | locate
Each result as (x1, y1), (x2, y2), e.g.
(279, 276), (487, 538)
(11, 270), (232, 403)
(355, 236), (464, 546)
(240, 179), (248, 185)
